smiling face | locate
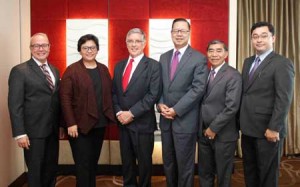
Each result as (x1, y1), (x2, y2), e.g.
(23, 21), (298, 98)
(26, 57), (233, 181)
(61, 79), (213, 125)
(251, 26), (275, 55)
(126, 32), (146, 58)
(30, 33), (50, 63)
(207, 43), (228, 69)
(79, 40), (98, 63)
(171, 21), (190, 49)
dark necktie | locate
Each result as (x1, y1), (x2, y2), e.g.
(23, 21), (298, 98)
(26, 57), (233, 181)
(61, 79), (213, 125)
(249, 57), (261, 81)
(207, 69), (215, 90)
(170, 51), (180, 80)
(122, 58), (134, 90)
(40, 64), (54, 91)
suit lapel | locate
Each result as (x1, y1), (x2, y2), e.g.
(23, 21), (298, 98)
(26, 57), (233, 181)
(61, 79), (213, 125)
(48, 63), (59, 91)
(245, 52), (274, 91)
(205, 63), (228, 97)
(165, 50), (173, 85)
(118, 60), (127, 92)
(28, 59), (51, 90)
(171, 46), (192, 83)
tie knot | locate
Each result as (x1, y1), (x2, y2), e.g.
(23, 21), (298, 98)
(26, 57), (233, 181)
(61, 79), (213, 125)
(174, 50), (180, 56)
(40, 64), (47, 70)
(129, 58), (134, 63)
(255, 57), (261, 63)
(211, 69), (215, 75)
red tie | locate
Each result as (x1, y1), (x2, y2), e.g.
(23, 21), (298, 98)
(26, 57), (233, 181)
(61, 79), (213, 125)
(122, 59), (134, 90)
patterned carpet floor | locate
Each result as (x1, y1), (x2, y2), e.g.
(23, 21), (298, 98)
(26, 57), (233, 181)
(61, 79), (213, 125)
(24, 156), (300, 187)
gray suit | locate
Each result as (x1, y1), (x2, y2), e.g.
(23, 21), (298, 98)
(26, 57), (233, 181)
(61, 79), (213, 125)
(240, 52), (294, 187)
(159, 45), (208, 187)
(198, 63), (242, 187)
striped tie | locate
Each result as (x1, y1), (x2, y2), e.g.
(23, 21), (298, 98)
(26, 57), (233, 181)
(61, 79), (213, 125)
(40, 64), (54, 91)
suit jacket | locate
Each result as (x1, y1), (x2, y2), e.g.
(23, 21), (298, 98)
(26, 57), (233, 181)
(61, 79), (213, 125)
(159, 45), (208, 133)
(200, 63), (242, 142)
(240, 52), (294, 138)
(8, 58), (60, 138)
(112, 55), (162, 133)
(60, 59), (115, 134)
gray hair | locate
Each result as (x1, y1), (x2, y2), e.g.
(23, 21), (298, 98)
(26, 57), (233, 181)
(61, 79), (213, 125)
(126, 28), (146, 42)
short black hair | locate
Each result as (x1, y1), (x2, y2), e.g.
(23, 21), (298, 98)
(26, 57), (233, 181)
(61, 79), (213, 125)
(172, 18), (190, 30)
(207, 39), (228, 51)
(251, 22), (275, 36)
(77, 34), (99, 52)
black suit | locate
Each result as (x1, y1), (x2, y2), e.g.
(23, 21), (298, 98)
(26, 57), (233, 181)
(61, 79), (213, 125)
(240, 52), (294, 187)
(112, 55), (161, 187)
(198, 63), (242, 187)
(8, 58), (60, 187)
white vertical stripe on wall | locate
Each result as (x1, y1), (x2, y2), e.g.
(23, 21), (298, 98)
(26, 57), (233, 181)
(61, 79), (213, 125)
(229, 0), (238, 68)
(66, 19), (109, 67)
(149, 19), (191, 61)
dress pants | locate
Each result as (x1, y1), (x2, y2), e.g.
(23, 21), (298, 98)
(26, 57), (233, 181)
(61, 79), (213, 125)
(69, 127), (106, 187)
(119, 127), (154, 187)
(241, 134), (283, 187)
(198, 136), (236, 187)
(24, 132), (59, 187)
(161, 131), (197, 187)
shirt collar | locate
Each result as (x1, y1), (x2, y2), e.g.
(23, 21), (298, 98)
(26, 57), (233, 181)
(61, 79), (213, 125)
(173, 44), (189, 55)
(32, 56), (49, 67)
(129, 53), (144, 64)
(211, 61), (225, 75)
(256, 48), (273, 62)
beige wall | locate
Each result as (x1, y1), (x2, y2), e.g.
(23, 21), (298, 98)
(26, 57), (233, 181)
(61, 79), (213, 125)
(0, 0), (30, 186)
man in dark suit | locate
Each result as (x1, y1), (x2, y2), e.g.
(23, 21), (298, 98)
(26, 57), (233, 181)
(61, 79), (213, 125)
(157, 18), (208, 187)
(112, 28), (161, 187)
(198, 40), (242, 187)
(240, 22), (294, 187)
(8, 33), (60, 187)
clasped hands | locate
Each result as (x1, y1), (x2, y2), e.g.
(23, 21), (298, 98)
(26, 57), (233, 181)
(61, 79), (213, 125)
(158, 104), (177, 120)
(117, 111), (134, 125)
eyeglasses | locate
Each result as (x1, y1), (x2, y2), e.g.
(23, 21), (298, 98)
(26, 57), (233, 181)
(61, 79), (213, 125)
(30, 44), (50, 50)
(126, 40), (144, 45)
(81, 46), (97, 52)
(251, 34), (271, 40)
(171, 29), (190, 35)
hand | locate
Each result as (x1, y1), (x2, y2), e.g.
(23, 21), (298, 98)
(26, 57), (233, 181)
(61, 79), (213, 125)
(204, 128), (216, 140)
(16, 136), (30, 150)
(265, 129), (280, 142)
(158, 104), (169, 113)
(163, 108), (177, 119)
(117, 111), (134, 125)
(158, 104), (175, 119)
(68, 125), (79, 138)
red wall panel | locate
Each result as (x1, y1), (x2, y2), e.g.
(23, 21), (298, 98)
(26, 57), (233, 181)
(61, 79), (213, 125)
(189, 0), (229, 21)
(150, 0), (189, 18)
(31, 0), (68, 20)
(109, 0), (150, 19)
(68, 0), (108, 18)
(191, 20), (228, 54)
